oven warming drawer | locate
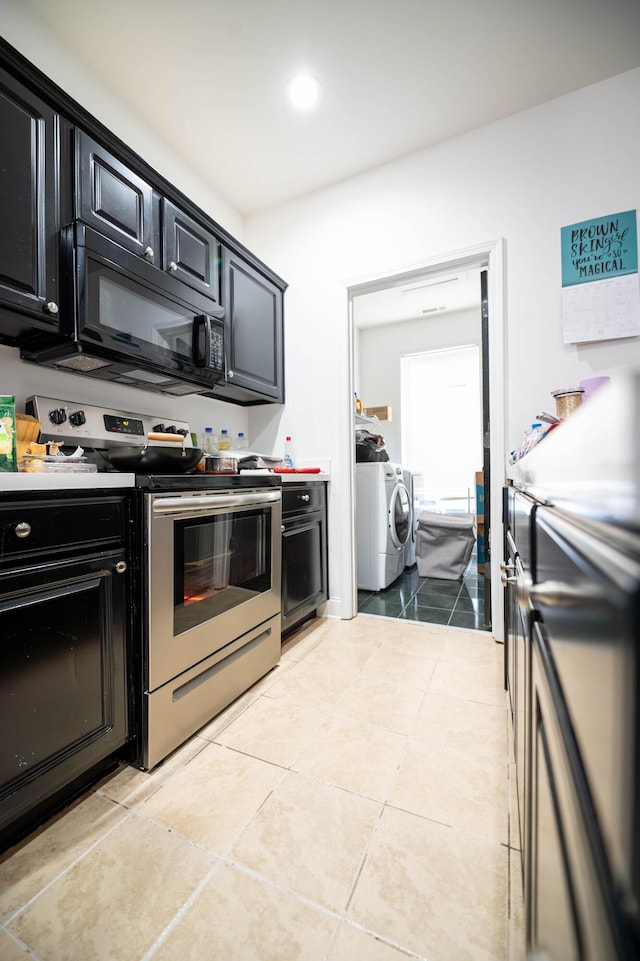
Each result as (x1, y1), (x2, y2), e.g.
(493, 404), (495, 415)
(142, 614), (280, 770)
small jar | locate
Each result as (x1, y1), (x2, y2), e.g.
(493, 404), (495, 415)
(551, 387), (584, 419)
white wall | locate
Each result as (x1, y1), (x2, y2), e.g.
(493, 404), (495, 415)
(0, 344), (249, 445)
(357, 307), (481, 463)
(244, 68), (640, 621)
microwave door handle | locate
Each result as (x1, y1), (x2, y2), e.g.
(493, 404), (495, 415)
(193, 314), (211, 367)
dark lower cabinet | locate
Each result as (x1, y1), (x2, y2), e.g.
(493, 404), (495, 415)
(504, 485), (640, 960)
(530, 622), (587, 960)
(0, 493), (130, 851)
(504, 487), (536, 887)
(0, 66), (60, 337)
(530, 620), (629, 960)
(281, 483), (327, 636)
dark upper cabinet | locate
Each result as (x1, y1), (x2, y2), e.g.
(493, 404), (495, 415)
(0, 39), (286, 403)
(76, 129), (156, 261)
(0, 67), (60, 333)
(222, 248), (284, 402)
(162, 199), (221, 302)
(76, 133), (223, 300)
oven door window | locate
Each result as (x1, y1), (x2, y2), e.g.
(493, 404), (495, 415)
(173, 507), (272, 636)
(84, 258), (198, 368)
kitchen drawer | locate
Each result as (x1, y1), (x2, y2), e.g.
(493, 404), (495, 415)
(0, 495), (126, 563)
(282, 484), (325, 516)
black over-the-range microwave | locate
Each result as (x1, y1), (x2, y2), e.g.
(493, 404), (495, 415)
(20, 223), (226, 396)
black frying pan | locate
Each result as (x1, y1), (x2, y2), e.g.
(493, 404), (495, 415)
(103, 432), (203, 474)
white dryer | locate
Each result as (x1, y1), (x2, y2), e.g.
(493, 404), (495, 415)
(402, 469), (424, 568)
(355, 462), (412, 591)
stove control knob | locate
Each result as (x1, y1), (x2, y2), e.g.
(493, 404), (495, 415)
(177, 428), (189, 437)
(69, 410), (86, 427)
(49, 407), (67, 426)
(152, 423), (165, 433)
(164, 425), (177, 433)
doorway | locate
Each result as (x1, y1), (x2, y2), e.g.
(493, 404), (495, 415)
(346, 240), (506, 640)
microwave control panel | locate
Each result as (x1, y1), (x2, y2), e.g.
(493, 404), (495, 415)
(210, 326), (224, 372)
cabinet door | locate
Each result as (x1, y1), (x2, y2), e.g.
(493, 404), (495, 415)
(282, 517), (326, 622)
(0, 550), (128, 839)
(162, 199), (221, 301)
(529, 621), (628, 961)
(530, 657), (583, 960)
(223, 249), (284, 402)
(76, 129), (156, 260)
(0, 68), (59, 328)
(534, 507), (638, 901)
(505, 529), (518, 719)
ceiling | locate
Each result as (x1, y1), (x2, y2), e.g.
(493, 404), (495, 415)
(22, 0), (640, 217)
(353, 270), (482, 328)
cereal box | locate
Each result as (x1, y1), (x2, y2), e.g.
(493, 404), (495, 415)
(0, 396), (17, 472)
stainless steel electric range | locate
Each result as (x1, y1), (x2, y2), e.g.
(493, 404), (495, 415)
(27, 396), (282, 769)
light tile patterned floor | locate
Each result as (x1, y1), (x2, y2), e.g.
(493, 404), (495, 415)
(0, 614), (525, 961)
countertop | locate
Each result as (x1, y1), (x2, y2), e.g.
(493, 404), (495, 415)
(0, 470), (330, 492)
(276, 472), (330, 483)
(0, 472), (136, 492)
(507, 369), (640, 529)
(241, 470), (330, 483)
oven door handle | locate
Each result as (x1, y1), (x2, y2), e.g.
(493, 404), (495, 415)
(151, 490), (281, 515)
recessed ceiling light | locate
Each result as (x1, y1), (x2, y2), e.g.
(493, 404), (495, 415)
(287, 74), (322, 110)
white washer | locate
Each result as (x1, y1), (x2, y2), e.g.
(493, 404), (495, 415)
(355, 462), (412, 591)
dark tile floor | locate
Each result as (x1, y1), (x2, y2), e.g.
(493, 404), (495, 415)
(358, 554), (490, 631)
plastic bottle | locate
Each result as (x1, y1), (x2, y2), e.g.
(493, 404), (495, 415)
(201, 427), (218, 454)
(235, 431), (249, 450)
(518, 423), (546, 460)
(218, 429), (231, 451)
(283, 436), (296, 468)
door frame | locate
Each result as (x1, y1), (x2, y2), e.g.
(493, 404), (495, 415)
(344, 238), (506, 642)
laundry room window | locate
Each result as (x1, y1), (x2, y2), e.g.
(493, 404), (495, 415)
(401, 344), (482, 514)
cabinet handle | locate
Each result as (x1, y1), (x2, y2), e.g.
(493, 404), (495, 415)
(299, 494), (310, 502)
(529, 580), (598, 607)
(500, 561), (515, 573)
(44, 301), (59, 315)
(144, 246), (154, 259)
(115, 561), (127, 574)
(228, 370), (234, 378)
(15, 521), (31, 539)
(168, 261), (178, 272)
(500, 572), (517, 586)
(281, 525), (285, 533)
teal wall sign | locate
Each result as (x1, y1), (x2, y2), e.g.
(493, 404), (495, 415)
(561, 209), (638, 287)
